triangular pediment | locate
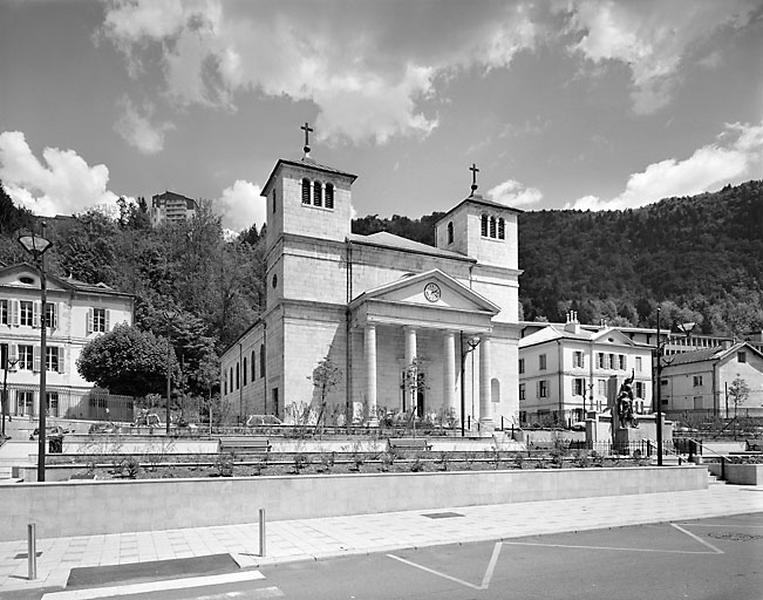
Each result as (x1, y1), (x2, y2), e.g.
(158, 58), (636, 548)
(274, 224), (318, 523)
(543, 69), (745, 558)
(0, 263), (72, 292)
(351, 269), (500, 315)
(591, 328), (643, 347)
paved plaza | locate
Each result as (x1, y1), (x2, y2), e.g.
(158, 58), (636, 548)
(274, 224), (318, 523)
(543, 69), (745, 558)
(0, 483), (761, 596)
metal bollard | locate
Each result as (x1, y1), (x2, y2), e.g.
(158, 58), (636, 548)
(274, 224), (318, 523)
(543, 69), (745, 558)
(259, 508), (266, 557)
(27, 523), (37, 580)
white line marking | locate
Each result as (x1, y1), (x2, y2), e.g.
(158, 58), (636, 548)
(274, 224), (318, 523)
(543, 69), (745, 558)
(676, 523), (763, 529)
(387, 554), (481, 590)
(499, 541), (716, 555)
(671, 523), (724, 554)
(193, 587), (283, 600)
(480, 542), (503, 589)
(41, 570), (266, 600)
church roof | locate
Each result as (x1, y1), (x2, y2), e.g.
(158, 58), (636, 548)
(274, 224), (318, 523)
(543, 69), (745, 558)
(261, 157), (358, 194)
(435, 193), (523, 226)
(350, 231), (474, 261)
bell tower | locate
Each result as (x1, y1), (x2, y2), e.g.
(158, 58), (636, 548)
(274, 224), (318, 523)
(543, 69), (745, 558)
(261, 123), (357, 252)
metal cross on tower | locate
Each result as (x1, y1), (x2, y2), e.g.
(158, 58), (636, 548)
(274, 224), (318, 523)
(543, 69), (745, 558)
(301, 122), (314, 156)
(469, 163), (479, 195)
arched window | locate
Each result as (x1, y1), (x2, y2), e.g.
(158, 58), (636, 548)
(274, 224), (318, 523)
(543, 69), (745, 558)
(223, 372), (227, 395)
(325, 183), (334, 209)
(301, 178), (311, 204)
(229, 367), (233, 391)
(497, 217), (505, 240)
(489, 216), (497, 238)
(481, 214), (488, 237)
(447, 221), (454, 244)
(491, 378), (500, 404)
(235, 363), (240, 390)
(243, 357), (247, 386)
(313, 180), (322, 206)
(251, 350), (256, 380)
(260, 343), (266, 378)
(272, 189), (277, 214)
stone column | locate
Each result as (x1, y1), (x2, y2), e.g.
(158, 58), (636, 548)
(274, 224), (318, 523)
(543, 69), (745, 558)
(443, 331), (456, 416)
(365, 323), (378, 426)
(479, 334), (493, 431)
(403, 326), (417, 413)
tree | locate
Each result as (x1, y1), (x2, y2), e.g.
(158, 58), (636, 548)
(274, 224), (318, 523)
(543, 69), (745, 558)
(309, 355), (343, 432)
(728, 375), (750, 418)
(77, 324), (178, 397)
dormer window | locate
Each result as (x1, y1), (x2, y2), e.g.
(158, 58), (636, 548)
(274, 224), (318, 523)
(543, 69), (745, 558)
(481, 214), (488, 237)
(498, 217), (505, 240)
(325, 183), (334, 209)
(313, 181), (323, 207)
(447, 221), (454, 244)
(301, 178), (311, 204)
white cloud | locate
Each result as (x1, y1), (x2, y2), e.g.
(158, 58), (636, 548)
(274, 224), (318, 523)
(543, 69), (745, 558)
(0, 131), (121, 216)
(114, 97), (174, 155)
(566, 120), (763, 211)
(487, 179), (543, 207)
(564, 0), (757, 114)
(216, 179), (265, 231)
(99, 1), (540, 145)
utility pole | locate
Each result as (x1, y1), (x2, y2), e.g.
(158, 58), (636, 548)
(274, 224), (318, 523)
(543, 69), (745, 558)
(655, 307), (663, 466)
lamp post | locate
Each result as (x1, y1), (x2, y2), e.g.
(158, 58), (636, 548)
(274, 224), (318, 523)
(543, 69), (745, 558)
(2, 357), (20, 438)
(459, 332), (481, 437)
(18, 225), (53, 482)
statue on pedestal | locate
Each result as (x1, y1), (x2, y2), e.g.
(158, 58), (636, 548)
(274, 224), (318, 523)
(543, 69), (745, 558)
(616, 370), (638, 429)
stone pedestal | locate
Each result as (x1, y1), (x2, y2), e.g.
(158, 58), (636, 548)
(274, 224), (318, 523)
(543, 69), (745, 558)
(614, 426), (646, 455)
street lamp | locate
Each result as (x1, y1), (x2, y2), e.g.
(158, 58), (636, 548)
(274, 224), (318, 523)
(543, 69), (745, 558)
(18, 225), (53, 482)
(163, 309), (179, 435)
(459, 332), (481, 437)
(2, 357), (20, 438)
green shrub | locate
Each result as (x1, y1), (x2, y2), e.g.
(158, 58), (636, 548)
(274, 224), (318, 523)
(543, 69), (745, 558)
(213, 453), (234, 477)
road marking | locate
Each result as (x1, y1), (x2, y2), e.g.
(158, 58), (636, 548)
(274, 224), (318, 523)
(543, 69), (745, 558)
(676, 523), (763, 529)
(671, 523), (724, 554)
(388, 541), (503, 591)
(193, 587), (283, 600)
(480, 542), (503, 589)
(41, 570), (266, 600)
(499, 541), (717, 555)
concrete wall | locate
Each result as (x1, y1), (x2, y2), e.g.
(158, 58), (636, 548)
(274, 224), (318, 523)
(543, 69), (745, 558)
(721, 463), (763, 485)
(0, 466), (706, 542)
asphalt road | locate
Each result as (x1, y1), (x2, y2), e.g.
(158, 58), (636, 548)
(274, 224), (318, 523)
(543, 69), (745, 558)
(15, 513), (763, 600)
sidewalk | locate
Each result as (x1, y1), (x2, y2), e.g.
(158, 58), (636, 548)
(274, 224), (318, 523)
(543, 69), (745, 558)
(1, 484), (761, 594)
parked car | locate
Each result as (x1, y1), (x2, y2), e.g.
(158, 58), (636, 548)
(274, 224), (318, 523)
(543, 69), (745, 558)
(246, 414), (283, 427)
(88, 422), (119, 435)
(29, 425), (67, 440)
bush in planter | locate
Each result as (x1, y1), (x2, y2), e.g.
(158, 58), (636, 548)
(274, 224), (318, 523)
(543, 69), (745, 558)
(436, 451), (450, 471)
(213, 453), (235, 477)
(410, 455), (425, 472)
(292, 453), (310, 474)
(120, 457), (141, 479)
(317, 451), (335, 473)
(512, 453), (524, 470)
(379, 451), (396, 472)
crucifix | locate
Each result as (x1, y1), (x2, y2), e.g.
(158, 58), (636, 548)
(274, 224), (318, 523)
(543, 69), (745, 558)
(469, 163), (479, 195)
(301, 122), (314, 156)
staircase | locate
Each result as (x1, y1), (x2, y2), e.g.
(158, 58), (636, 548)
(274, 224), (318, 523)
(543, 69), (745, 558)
(706, 469), (725, 485)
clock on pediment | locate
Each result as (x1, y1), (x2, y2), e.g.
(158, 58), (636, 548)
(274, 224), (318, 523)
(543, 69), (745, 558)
(423, 282), (441, 303)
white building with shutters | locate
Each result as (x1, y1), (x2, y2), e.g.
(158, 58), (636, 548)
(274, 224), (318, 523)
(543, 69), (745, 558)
(0, 263), (134, 421)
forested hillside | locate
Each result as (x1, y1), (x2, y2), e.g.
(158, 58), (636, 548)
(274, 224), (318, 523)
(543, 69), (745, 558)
(351, 180), (763, 336)
(2, 179), (761, 356)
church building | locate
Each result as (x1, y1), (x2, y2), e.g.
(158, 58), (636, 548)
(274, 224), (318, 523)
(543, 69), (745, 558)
(220, 128), (523, 430)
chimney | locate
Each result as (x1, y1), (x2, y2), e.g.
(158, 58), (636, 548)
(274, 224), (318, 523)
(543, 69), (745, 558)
(564, 310), (580, 334)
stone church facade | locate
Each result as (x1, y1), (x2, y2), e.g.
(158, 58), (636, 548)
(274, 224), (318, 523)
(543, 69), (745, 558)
(221, 150), (522, 430)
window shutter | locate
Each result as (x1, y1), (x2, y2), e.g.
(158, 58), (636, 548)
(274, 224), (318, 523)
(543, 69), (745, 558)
(58, 348), (66, 374)
(10, 300), (19, 326)
(86, 308), (93, 334)
(536, 381), (540, 397)
(50, 303), (59, 329)
(105, 309), (111, 331)
(9, 344), (18, 363)
(32, 301), (41, 328)
(33, 346), (41, 372)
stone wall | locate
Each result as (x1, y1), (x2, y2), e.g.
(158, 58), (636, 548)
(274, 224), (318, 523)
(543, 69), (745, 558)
(0, 466), (706, 542)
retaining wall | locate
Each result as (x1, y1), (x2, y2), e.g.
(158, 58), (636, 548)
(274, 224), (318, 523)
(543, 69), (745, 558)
(0, 466), (706, 542)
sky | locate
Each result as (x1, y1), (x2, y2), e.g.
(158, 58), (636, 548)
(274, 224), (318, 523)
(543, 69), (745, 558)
(1, 0), (762, 232)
